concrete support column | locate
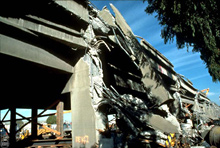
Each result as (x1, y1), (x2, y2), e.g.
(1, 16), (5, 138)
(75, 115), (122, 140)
(70, 59), (96, 148)
(9, 107), (16, 147)
(31, 108), (38, 139)
(56, 101), (64, 137)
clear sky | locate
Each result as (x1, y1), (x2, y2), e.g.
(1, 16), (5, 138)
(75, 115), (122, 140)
(0, 109), (72, 123)
(1, 0), (219, 123)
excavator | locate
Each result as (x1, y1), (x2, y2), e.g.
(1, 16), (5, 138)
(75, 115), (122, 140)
(37, 124), (61, 139)
(19, 123), (60, 140)
(19, 110), (71, 140)
(201, 88), (209, 96)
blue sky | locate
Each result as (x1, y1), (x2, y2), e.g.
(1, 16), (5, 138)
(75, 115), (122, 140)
(0, 109), (72, 123)
(1, 1), (219, 123)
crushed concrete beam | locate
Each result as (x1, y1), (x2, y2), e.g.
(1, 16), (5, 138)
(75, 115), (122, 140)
(140, 39), (174, 69)
(55, 0), (89, 23)
(148, 114), (180, 133)
(114, 74), (145, 93)
(179, 76), (210, 102)
(150, 60), (176, 80)
(98, 6), (116, 27)
(26, 15), (83, 37)
(0, 34), (73, 73)
(110, 3), (134, 38)
(1, 17), (87, 49)
(91, 16), (110, 34)
(140, 63), (172, 105)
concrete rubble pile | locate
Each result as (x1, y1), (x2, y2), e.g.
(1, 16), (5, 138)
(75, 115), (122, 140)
(1, 0), (219, 147)
(83, 2), (220, 148)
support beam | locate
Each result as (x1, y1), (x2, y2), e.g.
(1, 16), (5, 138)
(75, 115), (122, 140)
(16, 99), (60, 133)
(9, 107), (16, 147)
(2, 109), (10, 121)
(31, 108), (38, 140)
(71, 59), (96, 148)
(56, 101), (64, 137)
(0, 34), (74, 74)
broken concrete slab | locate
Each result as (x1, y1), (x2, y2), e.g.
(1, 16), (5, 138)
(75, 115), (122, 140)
(98, 6), (116, 27)
(55, 0), (89, 23)
(1, 17), (87, 49)
(110, 3), (134, 38)
(147, 114), (180, 133)
(140, 63), (172, 105)
(91, 16), (110, 35)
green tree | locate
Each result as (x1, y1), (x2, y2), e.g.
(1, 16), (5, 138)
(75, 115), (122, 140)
(144, 0), (220, 82)
(46, 115), (56, 124)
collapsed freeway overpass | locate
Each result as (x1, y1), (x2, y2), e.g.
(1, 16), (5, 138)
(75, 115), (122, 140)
(0, 0), (220, 147)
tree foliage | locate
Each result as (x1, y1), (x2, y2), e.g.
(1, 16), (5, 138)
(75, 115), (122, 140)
(46, 115), (56, 124)
(144, 0), (220, 82)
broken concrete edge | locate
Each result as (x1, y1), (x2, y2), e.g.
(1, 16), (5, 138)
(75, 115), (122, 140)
(140, 39), (174, 69)
(0, 16), (88, 49)
(98, 6), (117, 28)
(54, 0), (90, 24)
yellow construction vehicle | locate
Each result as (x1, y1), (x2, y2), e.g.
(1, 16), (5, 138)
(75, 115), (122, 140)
(201, 88), (209, 96)
(19, 124), (61, 140)
(20, 129), (30, 140)
(165, 133), (176, 148)
(38, 124), (61, 139)
(19, 110), (71, 140)
(37, 110), (71, 138)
